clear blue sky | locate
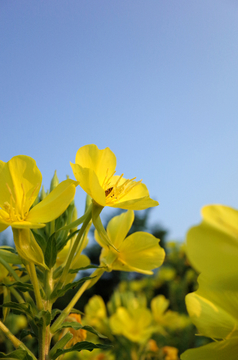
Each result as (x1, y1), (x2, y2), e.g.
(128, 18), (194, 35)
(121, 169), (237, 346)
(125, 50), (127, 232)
(1, 1), (238, 241)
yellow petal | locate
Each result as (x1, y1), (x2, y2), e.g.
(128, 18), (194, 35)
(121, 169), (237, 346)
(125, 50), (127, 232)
(85, 295), (107, 320)
(75, 144), (116, 185)
(181, 337), (238, 360)
(202, 205), (238, 238)
(27, 179), (77, 223)
(70, 163), (106, 206)
(109, 182), (159, 210)
(106, 210), (134, 249)
(186, 276), (238, 340)
(0, 222), (9, 232)
(151, 295), (170, 320)
(110, 307), (153, 343)
(0, 156), (42, 210)
(117, 232), (165, 272)
(186, 222), (238, 278)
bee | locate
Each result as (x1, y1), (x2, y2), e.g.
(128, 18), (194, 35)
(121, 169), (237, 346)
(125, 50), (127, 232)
(105, 187), (113, 197)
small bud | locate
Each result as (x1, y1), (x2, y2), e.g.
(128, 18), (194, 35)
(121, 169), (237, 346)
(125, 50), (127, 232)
(50, 170), (59, 192)
(40, 186), (47, 201)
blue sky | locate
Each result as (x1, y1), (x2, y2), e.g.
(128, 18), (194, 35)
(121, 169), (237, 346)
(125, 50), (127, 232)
(1, 1), (238, 241)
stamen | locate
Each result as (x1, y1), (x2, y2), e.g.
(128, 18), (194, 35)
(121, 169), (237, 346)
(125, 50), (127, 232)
(101, 168), (109, 188)
(6, 183), (16, 203)
(114, 173), (124, 187)
(103, 169), (116, 189)
(27, 183), (40, 208)
(118, 179), (142, 200)
(21, 183), (26, 219)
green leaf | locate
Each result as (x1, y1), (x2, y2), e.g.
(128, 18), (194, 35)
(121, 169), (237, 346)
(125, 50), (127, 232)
(57, 212), (87, 233)
(31, 230), (47, 253)
(0, 349), (34, 360)
(61, 322), (107, 339)
(56, 229), (80, 253)
(0, 247), (16, 253)
(19, 329), (36, 340)
(44, 233), (57, 269)
(51, 342), (112, 360)
(1, 302), (33, 317)
(0, 281), (34, 292)
(70, 308), (84, 316)
(0, 249), (22, 264)
(34, 310), (51, 327)
(51, 308), (62, 321)
(51, 276), (94, 299)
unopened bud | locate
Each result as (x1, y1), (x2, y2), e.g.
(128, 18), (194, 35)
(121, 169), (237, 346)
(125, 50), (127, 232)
(50, 170), (59, 192)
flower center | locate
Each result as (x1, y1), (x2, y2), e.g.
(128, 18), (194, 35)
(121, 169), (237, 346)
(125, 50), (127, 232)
(0, 183), (39, 223)
(102, 169), (142, 205)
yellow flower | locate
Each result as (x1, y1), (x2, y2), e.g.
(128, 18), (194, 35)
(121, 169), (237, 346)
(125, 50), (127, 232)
(0, 155), (77, 231)
(181, 275), (238, 360)
(162, 346), (179, 360)
(186, 204), (238, 281)
(78, 349), (115, 360)
(151, 295), (190, 335)
(94, 210), (165, 275)
(70, 144), (158, 210)
(146, 339), (159, 352)
(109, 306), (154, 343)
(83, 295), (110, 337)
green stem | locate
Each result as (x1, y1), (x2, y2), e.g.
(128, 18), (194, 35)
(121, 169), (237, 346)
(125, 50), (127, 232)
(0, 256), (21, 282)
(4, 278), (24, 303)
(38, 317), (46, 360)
(53, 207), (92, 295)
(50, 268), (104, 334)
(26, 262), (43, 310)
(0, 320), (37, 360)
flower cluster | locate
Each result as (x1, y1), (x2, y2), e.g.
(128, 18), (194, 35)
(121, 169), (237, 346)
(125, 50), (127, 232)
(0, 144), (165, 360)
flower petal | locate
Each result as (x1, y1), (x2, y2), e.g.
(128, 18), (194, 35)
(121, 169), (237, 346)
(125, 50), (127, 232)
(106, 210), (134, 249)
(116, 232), (165, 273)
(186, 222), (238, 278)
(0, 222), (9, 232)
(186, 276), (238, 339)
(0, 156), (42, 210)
(109, 182), (158, 210)
(202, 205), (238, 238)
(151, 295), (170, 320)
(27, 179), (77, 223)
(75, 144), (116, 185)
(71, 163), (106, 206)
(181, 337), (238, 360)
(110, 307), (153, 343)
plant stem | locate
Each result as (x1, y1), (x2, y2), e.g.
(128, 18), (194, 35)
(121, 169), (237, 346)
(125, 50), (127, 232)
(0, 320), (37, 360)
(0, 256), (21, 282)
(4, 278), (24, 303)
(53, 207), (92, 295)
(50, 268), (104, 334)
(26, 262), (43, 310)
(38, 317), (46, 360)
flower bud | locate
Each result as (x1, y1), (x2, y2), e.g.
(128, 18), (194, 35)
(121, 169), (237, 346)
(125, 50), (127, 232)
(50, 170), (59, 192)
